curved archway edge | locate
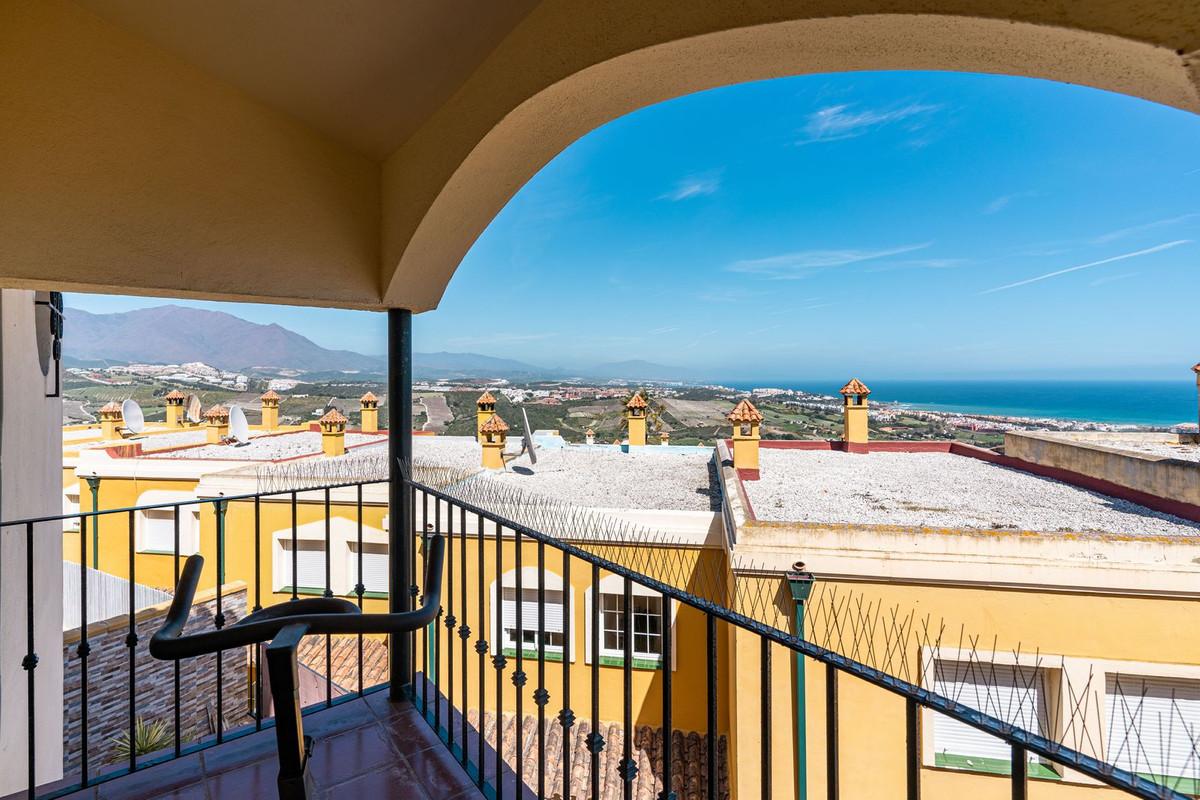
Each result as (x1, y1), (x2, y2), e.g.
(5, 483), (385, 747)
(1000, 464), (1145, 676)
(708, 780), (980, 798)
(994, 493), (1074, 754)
(383, 10), (1200, 312)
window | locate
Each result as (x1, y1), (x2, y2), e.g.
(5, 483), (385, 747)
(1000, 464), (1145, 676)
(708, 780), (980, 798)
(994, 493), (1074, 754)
(279, 539), (327, 592)
(63, 489), (80, 532)
(1106, 674), (1200, 791)
(930, 659), (1057, 778)
(600, 592), (663, 666)
(347, 542), (389, 595)
(136, 506), (200, 555)
(500, 587), (566, 659)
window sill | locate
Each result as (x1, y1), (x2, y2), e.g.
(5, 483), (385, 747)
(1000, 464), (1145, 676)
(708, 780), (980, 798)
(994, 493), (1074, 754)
(501, 647), (564, 662)
(1131, 773), (1199, 796)
(278, 586), (333, 597)
(933, 753), (1060, 780)
(598, 654), (663, 671)
(137, 549), (197, 557)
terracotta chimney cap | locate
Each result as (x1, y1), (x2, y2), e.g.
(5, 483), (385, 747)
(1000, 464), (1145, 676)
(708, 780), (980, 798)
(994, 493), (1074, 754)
(360, 391), (377, 403)
(260, 390), (281, 401)
(727, 398), (764, 424)
(585, 427), (595, 436)
(477, 390), (496, 405)
(203, 405), (230, 421)
(99, 401), (122, 414)
(480, 414), (509, 434)
(319, 408), (348, 425)
(839, 378), (871, 396)
(164, 390), (186, 401)
(626, 392), (648, 409)
(1192, 362), (1200, 374)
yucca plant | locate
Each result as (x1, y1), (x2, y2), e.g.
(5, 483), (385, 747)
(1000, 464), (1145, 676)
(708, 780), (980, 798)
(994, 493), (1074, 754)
(111, 716), (173, 761)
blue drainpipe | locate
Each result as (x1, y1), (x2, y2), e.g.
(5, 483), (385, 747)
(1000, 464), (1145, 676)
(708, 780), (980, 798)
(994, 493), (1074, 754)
(786, 563), (815, 800)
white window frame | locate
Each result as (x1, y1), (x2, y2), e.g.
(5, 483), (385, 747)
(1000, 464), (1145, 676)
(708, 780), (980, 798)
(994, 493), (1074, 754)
(489, 567), (575, 662)
(922, 651), (1058, 779)
(584, 574), (677, 670)
(346, 541), (389, 595)
(135, 491), (200, 556)
(277, 538), (329, 593)
(63, 487), (80, 532)
(1104, 672), (1200, 786)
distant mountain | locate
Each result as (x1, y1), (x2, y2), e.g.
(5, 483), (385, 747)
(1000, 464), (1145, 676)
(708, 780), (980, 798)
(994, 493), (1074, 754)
(586, 359), (700, 382)
(413, 351), (556, 380)
(65, 306), (386, 373)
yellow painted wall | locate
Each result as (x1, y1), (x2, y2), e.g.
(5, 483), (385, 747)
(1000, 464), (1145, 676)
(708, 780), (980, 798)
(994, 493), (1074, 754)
(726, 573), (1200, 799)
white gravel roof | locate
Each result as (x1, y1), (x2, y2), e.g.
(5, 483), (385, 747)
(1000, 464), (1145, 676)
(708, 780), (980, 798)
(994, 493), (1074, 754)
(149, 431), (386, 460)
(743, 450), (1200, 537)
(487, 447), (718, 511)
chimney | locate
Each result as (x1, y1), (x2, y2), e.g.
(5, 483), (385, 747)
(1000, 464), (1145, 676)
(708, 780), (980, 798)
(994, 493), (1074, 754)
(585, 427), (595, 445)
(360, 391), (379, 433)
(659, 431), (671, 446)
(1191, 362), (1200, 441)
(476, 391), (497, 442)
(204, 405), (230, 444)
(98, 401), (123, 439)
(164, 390), (186, 426)
(479, 413), (508, 470)
(839, 378), (871, 453)
(728, 399), (763, 474)
(260, 390), (281, 430)
(319, 408), (348, 457)
(624, 392), (648, 447)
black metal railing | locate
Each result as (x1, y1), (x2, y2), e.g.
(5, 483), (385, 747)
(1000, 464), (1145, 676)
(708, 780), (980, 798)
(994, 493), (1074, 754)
(404, 477), (1192, 800)
(3, 477), (391, 799)
(3, 471), (1193, 800)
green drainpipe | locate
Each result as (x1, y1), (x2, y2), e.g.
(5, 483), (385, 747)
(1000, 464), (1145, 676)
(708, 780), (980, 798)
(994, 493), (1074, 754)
(84, 475), (101, 569)
(786, 563), (815, 800)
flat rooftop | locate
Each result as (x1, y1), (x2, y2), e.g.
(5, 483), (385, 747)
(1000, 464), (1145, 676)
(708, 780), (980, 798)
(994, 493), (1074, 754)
(743, 449), (1200, 537)
(488, 446), (719, 511)
(149, 430), (385, 460)
(1066, 436), (1200, 463)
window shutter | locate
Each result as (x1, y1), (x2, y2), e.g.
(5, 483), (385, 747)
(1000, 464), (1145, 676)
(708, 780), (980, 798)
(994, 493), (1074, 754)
(501, 587), (565, 646)
(348, 543), (389, 594)
(1106, 675), (1200, 779)
(932, 661), (1048, 764)
(282, 540), (326, 590)
(141, 510), (176, 553)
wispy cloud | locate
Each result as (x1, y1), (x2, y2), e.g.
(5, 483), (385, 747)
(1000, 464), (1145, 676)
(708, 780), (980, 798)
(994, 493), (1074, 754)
(447, 332), (557, 346)
(647, 325), (680, 335)
(681, 329), (719, 350)
(983, 191), (1035, 215)
(865, 257), (966, 273)
(798, 102), (941, 144)
(659, 173), (721, 201)
(1089, 271), (1139, 287)
(728, 242), (931, 279)
(1090, 213), (1199, 244)
(979, 240), (1190, 295)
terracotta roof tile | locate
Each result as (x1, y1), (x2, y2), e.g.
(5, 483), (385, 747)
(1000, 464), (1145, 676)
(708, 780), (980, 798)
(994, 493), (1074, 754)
(203, 404), (229, 421)
(319, 408), (348, 425)
(296, 635), (388, 692)
(467, 709), (729, 800)
(360, 391), (377, 403)
(727, 399), (763, 424)
(1193, 362), (1200, 373)
(477, 390), (497, 404)
(480, 413), (509, 434)
(164, 390), (186, 401)
(99, 401), (122, 415)
(260, 390), (281, 401)
(626, 392), (648, 409)
(839, 378), (871, 396)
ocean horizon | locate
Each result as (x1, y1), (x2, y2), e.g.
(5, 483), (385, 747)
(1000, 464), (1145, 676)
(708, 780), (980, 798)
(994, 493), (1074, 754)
(725, 379), (1197, 427)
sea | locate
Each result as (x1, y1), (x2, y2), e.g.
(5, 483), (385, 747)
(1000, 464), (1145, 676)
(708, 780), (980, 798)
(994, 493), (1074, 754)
(725, 380), (1198, 428)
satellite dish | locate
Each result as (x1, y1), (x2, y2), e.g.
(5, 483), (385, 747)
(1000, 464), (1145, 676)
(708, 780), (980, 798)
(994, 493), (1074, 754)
(228, 405), (250, 444)
(185, 394), (202, 424)
(121, 399), (145, 435)
(521, 407), (537, 466)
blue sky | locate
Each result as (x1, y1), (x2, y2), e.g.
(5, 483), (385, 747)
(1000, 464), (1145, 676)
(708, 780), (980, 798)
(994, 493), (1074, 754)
(69, 70), (1200, 380)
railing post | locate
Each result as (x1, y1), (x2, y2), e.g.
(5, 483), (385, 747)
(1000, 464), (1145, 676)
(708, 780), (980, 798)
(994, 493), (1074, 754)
(388, 308), (414, 701)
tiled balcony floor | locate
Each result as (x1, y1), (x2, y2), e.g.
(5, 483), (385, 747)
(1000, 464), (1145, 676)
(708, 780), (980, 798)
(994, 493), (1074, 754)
(55, 692), (485, 800)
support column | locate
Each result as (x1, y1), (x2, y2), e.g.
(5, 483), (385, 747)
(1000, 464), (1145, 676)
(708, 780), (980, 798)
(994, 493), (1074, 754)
(388, 309), (414, 701)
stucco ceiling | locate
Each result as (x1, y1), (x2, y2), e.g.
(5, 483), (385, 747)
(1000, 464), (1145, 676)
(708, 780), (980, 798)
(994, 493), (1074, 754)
(74, 0), (540, 159)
